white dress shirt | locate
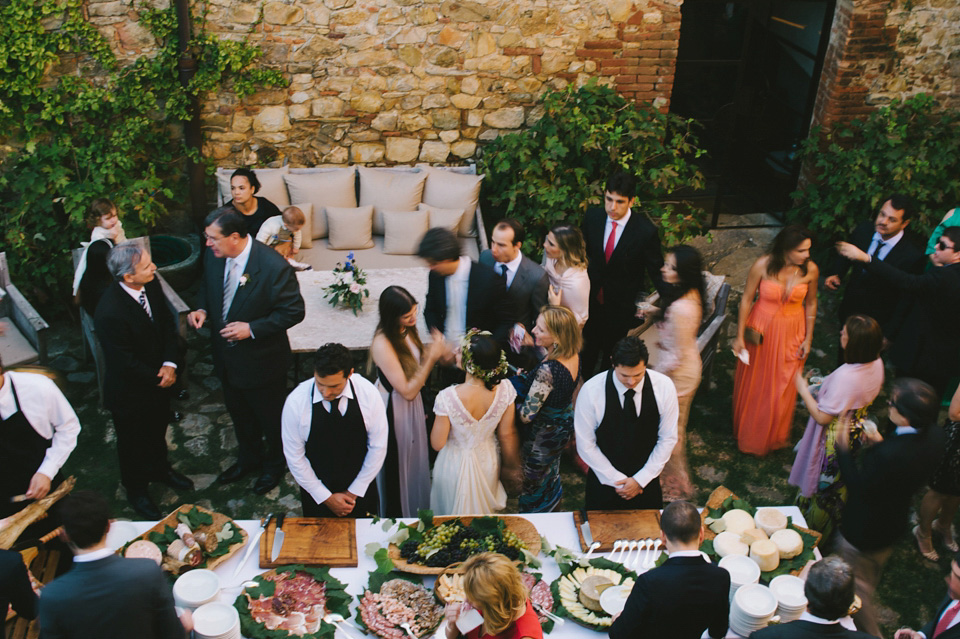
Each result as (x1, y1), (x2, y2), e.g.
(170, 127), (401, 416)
(867, 229), (903, 260)
(798, 611), (839, 625)
(574, 368), (678, 489)
(281, 375), (388, 506)
(0, 371), (81, 480)
(602, 209), (632, 252)
(444, 256), (472, 343)
(118, 282), (176, 369)
(497, 252), (523, 289)
(73, 548), (116, 563)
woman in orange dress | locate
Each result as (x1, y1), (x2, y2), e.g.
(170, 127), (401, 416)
(732, 226), (818, 456)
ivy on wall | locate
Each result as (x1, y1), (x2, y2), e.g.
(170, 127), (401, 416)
(0, 0), (286, 300)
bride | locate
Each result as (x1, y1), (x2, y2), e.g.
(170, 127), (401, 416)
(430, 330), (521, 515)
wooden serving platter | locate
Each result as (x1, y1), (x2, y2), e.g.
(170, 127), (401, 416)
(259, 517), (357, 568)
(388, 515), (541, 575)
(572, 509), (661, 552)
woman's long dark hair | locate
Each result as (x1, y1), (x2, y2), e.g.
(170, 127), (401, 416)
(659, 245), (706, 318)
(766, 225), (813, 277)
(374, 286), (424, 380)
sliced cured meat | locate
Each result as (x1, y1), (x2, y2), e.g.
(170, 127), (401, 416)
(245, 571), (328, 637)
(360, 579), (444, 639)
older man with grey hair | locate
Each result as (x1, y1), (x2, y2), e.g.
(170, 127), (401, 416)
(750, 556), (877, 638)
(95, 241), (192, 519)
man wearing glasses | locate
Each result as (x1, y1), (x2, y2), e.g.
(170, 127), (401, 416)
(837, 226), (960, 396)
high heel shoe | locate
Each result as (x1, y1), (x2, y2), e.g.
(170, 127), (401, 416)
(933, 520), (960, 553)
(914, 525), (940, 561)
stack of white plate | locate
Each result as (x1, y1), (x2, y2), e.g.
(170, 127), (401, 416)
(718, 555), (761, 601)
(769, 575), (807, 622)
(193, 602), (241, 639)
(173, 569), (221, 609)
(730, 584), (778, 637)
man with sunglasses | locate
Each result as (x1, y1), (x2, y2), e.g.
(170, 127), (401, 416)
(833, 378), (945, 638)
(837, 226), (960, 396)
(825, 195), (925, 360)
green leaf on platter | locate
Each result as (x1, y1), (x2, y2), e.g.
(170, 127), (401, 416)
(470, 516), (504, 535)
(208, 521), (244, 558)
(235, 565), (349, 639)
(374, 547), (395, 574)
(418, 509), (434, 529)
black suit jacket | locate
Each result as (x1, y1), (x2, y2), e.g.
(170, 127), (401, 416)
(196, 239), (305, 388)
(838, 427), (945, 552)
(862, 259), (960, 380)
(609, 555), (730, 639)
(750, 619), (878, 639)
(38, 554), (184, 639)
(0, 549), (36, 621)
(478, 250), (549, 330)
(921, 597), (960, 639)
(424, 260), (515, 344)
(94, 278), (178, 412)
(582, 206), (664, 331)
(828, 221), (925, 329)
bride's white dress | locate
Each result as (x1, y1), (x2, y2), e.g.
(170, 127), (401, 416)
(430, 380), (517, 515)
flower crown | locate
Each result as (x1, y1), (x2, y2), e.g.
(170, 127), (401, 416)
(459, 328), (508, 382)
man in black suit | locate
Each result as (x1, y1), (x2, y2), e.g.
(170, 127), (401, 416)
(825, 194), (925, 355)
(95, 242), (192, 519)
(581, 171), (665, 374)
(750, 557), (877, 639)
(837, 226), (960, 395)
(38, 491), (188, 639)
(188, 208), (305, 495)
(479, 219), (549, 332)
(610, 500), (729, 639)
(0, 548), (37, 621)
(418, 227), (514, 350)
(833, 378), (945, 638)
(896, 552), (960, 639)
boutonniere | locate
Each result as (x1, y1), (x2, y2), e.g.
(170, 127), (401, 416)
(239, 274), (250, 287)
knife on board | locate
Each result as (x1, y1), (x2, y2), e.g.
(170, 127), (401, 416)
(234, 513), (272, 578)
(271, 513), (286, 562)
(578, 509), (594, 547)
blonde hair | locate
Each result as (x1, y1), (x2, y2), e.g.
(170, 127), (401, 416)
(282, 205), (306, 226)
(538, 306), (581, 359)
(462, 553), (528, 637)
(549, 225), (588, 270)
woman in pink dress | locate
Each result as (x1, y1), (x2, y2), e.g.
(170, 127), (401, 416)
(732, 226), (818, 456)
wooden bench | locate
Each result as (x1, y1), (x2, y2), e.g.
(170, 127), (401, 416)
(0, 253), (49, 369)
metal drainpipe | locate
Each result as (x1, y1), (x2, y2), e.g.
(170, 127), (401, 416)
(175, 0), (209, 227)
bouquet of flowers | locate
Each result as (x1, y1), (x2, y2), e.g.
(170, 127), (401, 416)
(322, 252), (369, 315)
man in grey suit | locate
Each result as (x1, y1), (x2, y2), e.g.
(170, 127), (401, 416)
(188, 208), (305, 495)
(38, 491), (188, 639)
(479, 219), (549, 368)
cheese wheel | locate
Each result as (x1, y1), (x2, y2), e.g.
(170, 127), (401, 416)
(714, 531), (749, 558)
(579, 575), (613, 612)
(740, 528), (768, 546)
(755, 509), (788, 537)
(722, 509), (756, 536)
(771, 528), (804, 559)
(749, 539), (780, 572)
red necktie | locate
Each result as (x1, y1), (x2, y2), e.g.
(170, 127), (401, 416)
(935, 600), (960, 637)
(604, 221), (618, 263)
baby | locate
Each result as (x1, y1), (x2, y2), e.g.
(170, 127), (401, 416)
(256, 205), (312, 271)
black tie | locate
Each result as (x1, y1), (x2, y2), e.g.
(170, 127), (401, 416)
(623, 389), (636, 420)
(498, 264), (509, 287)
(869, 239), (885, 260)
(139, 291), (152, 320)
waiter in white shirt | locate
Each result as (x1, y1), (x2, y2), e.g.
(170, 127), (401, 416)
(0, 356), (81, 518)
(282, 343), (387, 518)
(575, 336), (678, 510)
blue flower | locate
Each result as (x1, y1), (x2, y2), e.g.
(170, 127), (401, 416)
(347, 252), (354, 260)
(344, 262), (353, 272)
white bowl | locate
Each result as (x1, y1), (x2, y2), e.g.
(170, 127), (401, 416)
(719, 554), (761, 586)
(769, 575), (807, 609)
(193, 601), (239, 638)
(173, 569), (221, 608)
(105, 521), (139, 550)
(734, 584), (778, 619)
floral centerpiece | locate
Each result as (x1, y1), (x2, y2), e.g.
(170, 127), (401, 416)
(322, 252), (369, 315)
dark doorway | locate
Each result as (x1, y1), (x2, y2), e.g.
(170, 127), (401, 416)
(670, 0), (835, 226)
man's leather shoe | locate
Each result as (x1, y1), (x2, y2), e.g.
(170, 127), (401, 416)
(178, 390), (190, 401)
(253, 471), (282, 495)
(217, 462), (259, 485)
(158, 469), (194, 491)
(128, 492), (162, 520)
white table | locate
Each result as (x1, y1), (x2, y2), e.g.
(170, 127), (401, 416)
(129, 507), (855, 639)
(288, 267), (430, 353)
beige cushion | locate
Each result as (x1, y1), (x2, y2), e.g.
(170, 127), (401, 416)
(421, 167), (483, 237)
(358, 167), (427, 236)
(326, 205), (375, 250)
(382, 210), (429, 255)
(292, 202), (313, 249)
(283, 169), (357, 240)
(216, 167), (291, 209)
(418, 203), (464, 233)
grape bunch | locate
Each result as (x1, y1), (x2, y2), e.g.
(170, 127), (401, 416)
(399, 519), (527, 566)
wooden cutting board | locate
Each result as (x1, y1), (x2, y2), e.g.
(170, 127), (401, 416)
(259, 517), (357, 568)
(573, 510), (661, 552)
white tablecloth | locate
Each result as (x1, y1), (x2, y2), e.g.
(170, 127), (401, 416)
(131, 508), (844, 639)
